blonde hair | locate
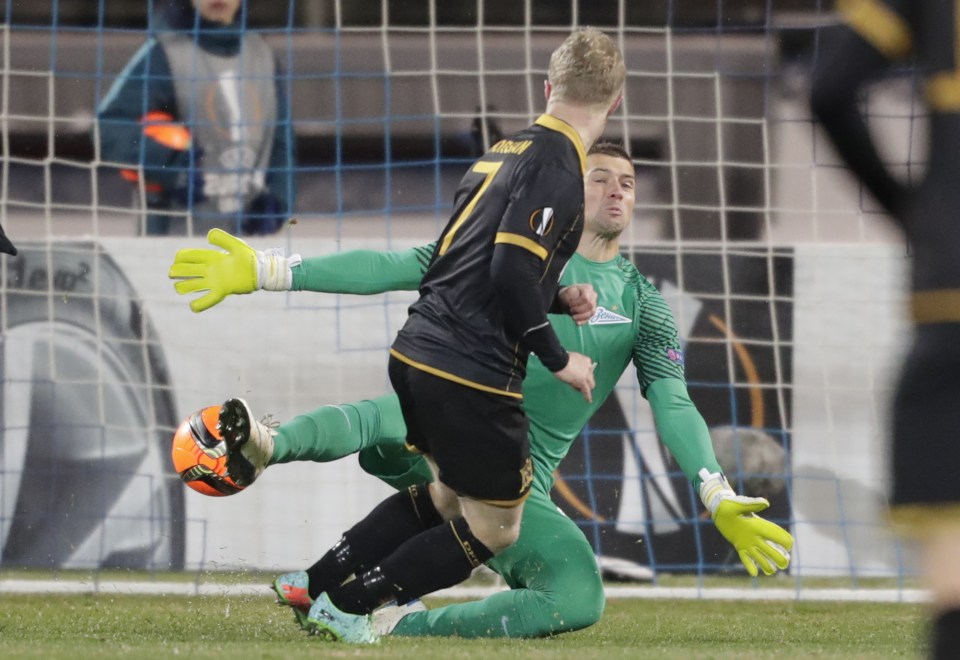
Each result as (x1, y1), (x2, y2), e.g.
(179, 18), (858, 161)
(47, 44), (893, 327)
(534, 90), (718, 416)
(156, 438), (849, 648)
(548, 28), (625, 107)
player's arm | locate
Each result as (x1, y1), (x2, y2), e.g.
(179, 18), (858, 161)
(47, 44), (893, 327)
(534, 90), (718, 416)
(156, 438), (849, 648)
(491, 239), (598, 394)
(637, 291), (793, 576)
(645, 378), (721, 485)
(490, 164), (596, 398)
(169, 228), (435, 312)
(809, 0), (913, 217)
(490, 242), (569, 371)
(647, 378), (794, 576)
(630, 288), (714, 480)
(294, 243), (434, 294)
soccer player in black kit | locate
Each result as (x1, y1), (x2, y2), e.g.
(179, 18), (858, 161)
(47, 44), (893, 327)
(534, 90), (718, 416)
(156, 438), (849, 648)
(223, 28), (625, 643)
(811, 1), (960, 657)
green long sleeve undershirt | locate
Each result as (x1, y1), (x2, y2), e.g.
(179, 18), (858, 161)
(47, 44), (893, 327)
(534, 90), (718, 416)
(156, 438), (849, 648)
(290, 244), (433, 294)
(645, 377), (722, 488)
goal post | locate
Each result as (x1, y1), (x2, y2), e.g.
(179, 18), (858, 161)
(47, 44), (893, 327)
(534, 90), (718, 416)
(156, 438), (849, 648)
(0, 1), (920, 594)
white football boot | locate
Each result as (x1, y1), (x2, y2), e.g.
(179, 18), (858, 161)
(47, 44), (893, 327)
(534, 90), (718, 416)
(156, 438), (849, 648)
(371, 599), (427, 636)
(218, 398), (276, 487)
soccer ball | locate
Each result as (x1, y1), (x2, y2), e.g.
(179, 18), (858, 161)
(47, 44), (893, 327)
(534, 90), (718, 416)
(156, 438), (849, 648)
(171, 405), (245, 497)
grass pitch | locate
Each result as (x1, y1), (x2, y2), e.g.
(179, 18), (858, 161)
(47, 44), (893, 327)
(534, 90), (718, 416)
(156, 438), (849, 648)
(0, 591), (924, 659)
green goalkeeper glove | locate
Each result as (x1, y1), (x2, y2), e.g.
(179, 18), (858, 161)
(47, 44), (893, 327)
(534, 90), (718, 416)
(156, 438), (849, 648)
(168, 228), (301, 312)
(698, 468), (794, 577)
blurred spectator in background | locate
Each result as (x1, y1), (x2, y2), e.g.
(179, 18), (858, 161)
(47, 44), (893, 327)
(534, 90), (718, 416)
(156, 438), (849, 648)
(97, 0), (295, 236)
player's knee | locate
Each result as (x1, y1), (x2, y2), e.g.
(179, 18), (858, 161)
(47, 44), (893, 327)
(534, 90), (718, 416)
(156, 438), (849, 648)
(487, 522), (521, 553)
(522, 572), (605, 636)
(469, 516), (521, 553)
(460, 500), (524, 553)
(552, 575), (605, 632)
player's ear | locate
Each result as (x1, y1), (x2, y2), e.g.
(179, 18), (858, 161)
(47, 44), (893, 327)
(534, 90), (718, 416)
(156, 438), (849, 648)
(544, 80), (552, 102)
(607, 93), (623, 116)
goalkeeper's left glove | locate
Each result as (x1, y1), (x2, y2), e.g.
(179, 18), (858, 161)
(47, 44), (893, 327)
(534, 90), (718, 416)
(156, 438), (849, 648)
(168, 228), (301, 312)
(698, 468), (794, 577)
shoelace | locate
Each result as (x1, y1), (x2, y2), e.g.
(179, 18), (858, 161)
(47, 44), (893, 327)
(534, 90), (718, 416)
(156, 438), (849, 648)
(259, 414), (280, 435)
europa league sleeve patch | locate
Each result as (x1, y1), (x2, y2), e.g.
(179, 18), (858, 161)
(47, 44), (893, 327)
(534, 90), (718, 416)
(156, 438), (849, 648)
(528, 207), (555, 236)
(666, 348), (685, 365)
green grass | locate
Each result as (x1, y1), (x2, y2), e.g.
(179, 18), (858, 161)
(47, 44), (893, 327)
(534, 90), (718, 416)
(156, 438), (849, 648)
(0, 568), (925, 591)
(0, 593), (926, 659)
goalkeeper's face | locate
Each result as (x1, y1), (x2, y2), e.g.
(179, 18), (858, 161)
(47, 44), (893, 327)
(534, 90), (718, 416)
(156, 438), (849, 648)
(584, 153), (636, 239)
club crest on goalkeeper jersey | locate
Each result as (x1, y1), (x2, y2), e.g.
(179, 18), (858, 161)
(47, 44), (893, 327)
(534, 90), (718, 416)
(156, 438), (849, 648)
(392, 114), (586, 396)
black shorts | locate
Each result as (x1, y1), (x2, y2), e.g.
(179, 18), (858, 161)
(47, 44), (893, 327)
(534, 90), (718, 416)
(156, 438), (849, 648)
(891, 324), (960, 507)
(388, 354), (532, 505)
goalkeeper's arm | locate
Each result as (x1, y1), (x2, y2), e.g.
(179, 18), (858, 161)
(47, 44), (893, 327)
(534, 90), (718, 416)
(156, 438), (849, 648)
(169, 229), (435, 312)
(647, 377), (794, 576)
(293, 243), (435, 294)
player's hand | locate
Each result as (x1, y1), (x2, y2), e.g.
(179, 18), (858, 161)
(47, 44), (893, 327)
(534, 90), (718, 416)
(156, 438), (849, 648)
(713, 498), (793, 577)
(169, 229), (299, 312)
(698, 468), (793, 577)
(553, 351), (596, 403)
(168, 229), (259, 312)
(557, 284), (597, 325)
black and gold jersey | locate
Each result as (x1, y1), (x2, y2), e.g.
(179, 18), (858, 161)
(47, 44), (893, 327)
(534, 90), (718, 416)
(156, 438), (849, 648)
(391, 114), (587, 397)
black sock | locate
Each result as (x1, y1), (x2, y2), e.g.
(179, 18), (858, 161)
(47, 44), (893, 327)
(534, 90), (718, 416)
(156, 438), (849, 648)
(306, 484), (442, 599)
(328, 517), (494, 614)
(932, 608), (960, 660)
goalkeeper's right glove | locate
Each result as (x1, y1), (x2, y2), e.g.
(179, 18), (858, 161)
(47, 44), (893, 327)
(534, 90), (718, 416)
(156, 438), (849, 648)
(698, 468), (794, 577)
(168, 228), (301, 313)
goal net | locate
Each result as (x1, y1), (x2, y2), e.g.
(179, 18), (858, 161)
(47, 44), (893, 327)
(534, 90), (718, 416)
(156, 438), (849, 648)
(0, 1), (921, 597)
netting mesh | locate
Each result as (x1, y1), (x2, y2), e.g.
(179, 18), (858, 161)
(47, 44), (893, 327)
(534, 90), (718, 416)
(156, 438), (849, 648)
(0, 1), (920, 591)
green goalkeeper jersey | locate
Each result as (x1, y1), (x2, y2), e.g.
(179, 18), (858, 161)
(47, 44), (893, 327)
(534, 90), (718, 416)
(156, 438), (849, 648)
(522, 251), (687, 492)
(292, 243), (720, 492)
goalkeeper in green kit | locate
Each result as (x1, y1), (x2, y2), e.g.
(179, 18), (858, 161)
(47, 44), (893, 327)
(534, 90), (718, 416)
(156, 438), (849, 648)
(169, 142), (794, 639)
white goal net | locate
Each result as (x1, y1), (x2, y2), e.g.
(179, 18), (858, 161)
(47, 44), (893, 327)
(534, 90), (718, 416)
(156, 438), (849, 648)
(0, 1), (922, 597)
